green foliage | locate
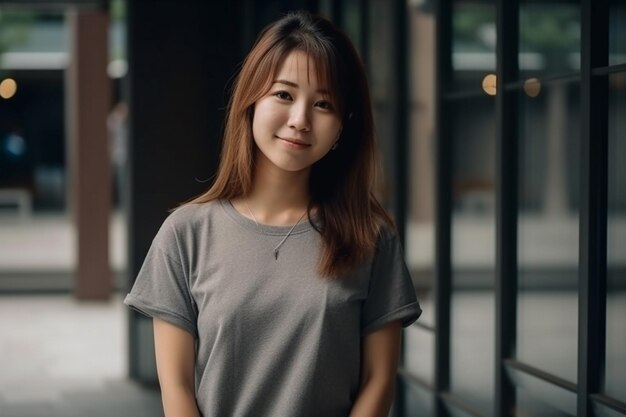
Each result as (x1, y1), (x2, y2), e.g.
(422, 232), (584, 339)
(520, 5), (579, 52)
(0, 9), (35, 57)
(453, 4), (495, 47)
(0, 10), (38, 78)
(110, 0), (126, 23)
(452, 3), (580, 54)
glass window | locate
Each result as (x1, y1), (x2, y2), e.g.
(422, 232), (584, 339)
(401, 378), (434, 417)
(450, 291), (495, 413)
(451, 1), (496, 92)
(517, 79), (580, 383)
(516, 389), (575, 417)
(404, 325), (434, 384)
(605, 71), (626, 403)
(509, 365), (577, 416)
(609, 0), (626, 66)
(449, 94), (496, 415)
(519, 2), (580, 78)
(594, 400), (626, 417)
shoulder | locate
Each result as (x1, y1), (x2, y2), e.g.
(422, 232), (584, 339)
(154, 200), (223, 247)
(375, 224), (400, 247)
(165, 200), (218, 226)
(369, 224), (406, 267)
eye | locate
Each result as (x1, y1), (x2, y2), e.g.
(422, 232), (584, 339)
(273, 90), (292, 101)
(315, 100), (334, 111)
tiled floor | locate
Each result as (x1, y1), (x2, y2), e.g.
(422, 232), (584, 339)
(0, 294), (163, 417)
(0, 212), (163, 416)
(0, 379), (163, 417)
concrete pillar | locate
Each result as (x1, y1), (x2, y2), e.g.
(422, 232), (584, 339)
(409, 9), (435, 224)
(66, 10), (112, 300)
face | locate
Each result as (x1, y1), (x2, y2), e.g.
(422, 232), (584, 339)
(252, 50), (342, 176)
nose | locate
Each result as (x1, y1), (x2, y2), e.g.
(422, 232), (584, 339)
(288, 102), (311, 132)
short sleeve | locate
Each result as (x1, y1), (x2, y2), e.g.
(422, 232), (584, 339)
(124, 217), (198, 337)
(361, 230), (422, 335)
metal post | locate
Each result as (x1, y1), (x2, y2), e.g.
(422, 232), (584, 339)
(434, 0), (452, 415)
(578, 0), (609, 415)
(494, 0), (519, 415)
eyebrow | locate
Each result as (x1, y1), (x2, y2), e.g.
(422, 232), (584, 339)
(273, 79), (329, 95)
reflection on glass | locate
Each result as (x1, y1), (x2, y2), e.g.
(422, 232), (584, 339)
(519, 2), (580, 77)
(451, 1), (496, 91)
(517, 80), (580, 383)
(524, 77), (542, 98)
(404, 325), (434, 384)
(609, 0), (626, 66)
(594, 400), (626, 417)
(509, 363), (577, 415)
(605, 72), (626, 403)
(516, 388), (575, 417)
(402, 378), (434, 417)
(482, 73), (497, 96)
(450, 96), (496, 415)
(450, 292), (495, 414)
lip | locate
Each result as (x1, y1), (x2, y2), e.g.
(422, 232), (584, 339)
(276, 136), (311, 148)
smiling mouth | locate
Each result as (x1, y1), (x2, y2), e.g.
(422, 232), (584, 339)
(277, 136), (311, 147)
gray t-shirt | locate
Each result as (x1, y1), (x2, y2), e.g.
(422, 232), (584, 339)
(124, 200), (421, 417)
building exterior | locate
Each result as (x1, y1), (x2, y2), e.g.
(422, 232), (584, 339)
(0, 1), (624, 416)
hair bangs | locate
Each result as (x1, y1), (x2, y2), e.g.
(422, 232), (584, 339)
(290, 34), (343, 117)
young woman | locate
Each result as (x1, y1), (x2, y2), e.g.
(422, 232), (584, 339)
(125, 11), (421, 417)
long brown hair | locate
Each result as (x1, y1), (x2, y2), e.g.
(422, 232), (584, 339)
(188, 11), (394, 277)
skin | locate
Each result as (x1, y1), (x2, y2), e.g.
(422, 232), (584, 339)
(252, 50), (342, 176)
(154, 318), (200, 417)
(242, 50), (343, 224)
(154, 50), (403, 417)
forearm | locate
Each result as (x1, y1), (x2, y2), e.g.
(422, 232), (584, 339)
(161, 383), (202, 417)
(348, 377), (395, 417)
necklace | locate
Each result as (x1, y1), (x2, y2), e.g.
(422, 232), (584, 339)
(244, 201), (308, 260)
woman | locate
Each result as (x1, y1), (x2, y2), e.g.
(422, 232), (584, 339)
(125, 10), (421, 417)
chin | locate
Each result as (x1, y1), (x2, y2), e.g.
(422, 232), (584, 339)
(271, 159), (314, 173)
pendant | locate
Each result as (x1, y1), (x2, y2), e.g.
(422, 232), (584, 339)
(274, 249), (279, 260)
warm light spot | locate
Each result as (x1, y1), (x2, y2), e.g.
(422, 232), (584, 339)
(482, 74), (497, 96)
(0, 78), (18, 99)
(524, 78), (541, 97)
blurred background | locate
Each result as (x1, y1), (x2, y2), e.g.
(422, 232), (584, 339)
(0, 0), (624, 417)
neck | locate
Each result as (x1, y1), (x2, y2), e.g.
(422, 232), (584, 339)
(236, 153), (311, 225)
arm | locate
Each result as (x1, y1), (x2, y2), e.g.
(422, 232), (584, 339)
(153, 318), (201, 417)
(348, 320), (403, 417)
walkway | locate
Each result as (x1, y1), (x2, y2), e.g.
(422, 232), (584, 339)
(0, 212), (162, 416)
